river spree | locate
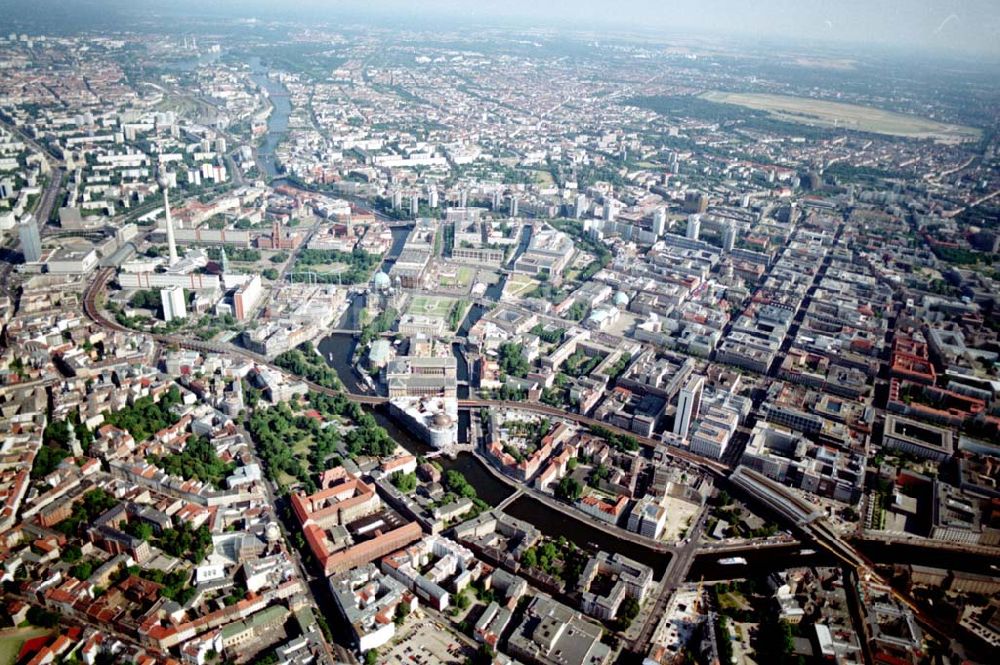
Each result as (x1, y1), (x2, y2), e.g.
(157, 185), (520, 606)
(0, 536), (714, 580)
(248, 57), (291, 179)
(317, 330), (673, 576)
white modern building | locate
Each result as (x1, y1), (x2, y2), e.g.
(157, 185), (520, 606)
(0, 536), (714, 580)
(673, 374), (705, 440)
(686, 214), (701, 241)
(18, 217), (41, 263)
(161, 286), (187, 323)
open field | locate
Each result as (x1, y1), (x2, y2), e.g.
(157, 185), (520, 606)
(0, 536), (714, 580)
(155, 94), (218, 124)
(407, 295), (456, 318)
(530, 169), (555, 186)
(439, 265), (474, 288)
(504, 273), (542, 298)
(309, 263), (348, 274)
(0, 627), (53, 665)
(700, 91), (981, 143)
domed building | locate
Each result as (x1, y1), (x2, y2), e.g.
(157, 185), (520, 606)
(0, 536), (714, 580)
(372, 271), (391, 291)
(388, 395), (458, 450)
(265, 522), (281, 543)
(613, 291), (629, 308)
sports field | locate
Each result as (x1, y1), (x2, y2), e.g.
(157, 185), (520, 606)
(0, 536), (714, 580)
(700, 91), (980, 143)
(406, 295), (456, 318)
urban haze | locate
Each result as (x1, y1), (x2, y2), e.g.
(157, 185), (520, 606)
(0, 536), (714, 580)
(0, 2), (998, 665)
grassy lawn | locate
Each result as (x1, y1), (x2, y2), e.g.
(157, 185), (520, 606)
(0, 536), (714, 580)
(439, 266), (474, 288)
(0, 628), (53, 665)
(504, 274), (541, 298)
(718, 591), (751, 612)
(310, 263), (349, 274)
(407, 295), (456, 318)
(531, 169), (555, 186)
(291, 434), (314, 457)
(276, 469), (298, 488)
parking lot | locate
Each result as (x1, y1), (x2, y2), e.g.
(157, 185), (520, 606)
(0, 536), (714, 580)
(382, 618), (476, 665)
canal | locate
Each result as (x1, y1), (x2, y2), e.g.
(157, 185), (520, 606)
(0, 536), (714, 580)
(688, 538), (1000, 583)
(318, 330), (676, 577)
(505, 495), (672, 579)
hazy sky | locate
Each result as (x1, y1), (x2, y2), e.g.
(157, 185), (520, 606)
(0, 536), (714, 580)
(2, 0), (999, 57)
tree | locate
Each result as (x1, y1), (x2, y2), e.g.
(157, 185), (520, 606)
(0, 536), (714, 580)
(31, 445), (69, 478)
(124, 520), (154, 541)
(364, 649), (378, 665)
(104, 386), (182, 443)
(448, 300), (467, 331)
(391, 472), (417, 493)
(148, 436), (236, 488)
(521, 548), (537, 569)
(70, 560), (94, 580)
(296, 247), (380, 284)
(157, 522), (213, 563)
(443, 470), (477, 499)
(566, 301), (589, 321)
(617, 596), (640, 630)
(556, 476), (582, 500)
(498, 343), (530, 378)
(26, 606), (60, 628)
(128, 289), (161, 310)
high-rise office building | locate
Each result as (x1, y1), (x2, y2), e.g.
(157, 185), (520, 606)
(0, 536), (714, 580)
(161, 286), (187, 322)
(18, 217), (41, 263)
(673, 374), (705, 440)
(683, 191), (708, 214)
(410, 194), (420, 218)
(603, 198), (616, 223)
(575, 194), (587, 220)
(509, 195), (518, 218)
(428, 186), (439, 209)
(686, 214), (701, 242)
(723, 223), (736, 252)
(652, 208), (667, 236)
(233, 274), (263, 321)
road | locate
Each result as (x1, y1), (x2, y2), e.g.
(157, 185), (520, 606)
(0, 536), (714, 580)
(83, 266), (727, 478)
(79, 265), (963, 657)
(235, 421), (345, 665)
(630, 506), (709, 650)
(0, 117), (66, 295)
